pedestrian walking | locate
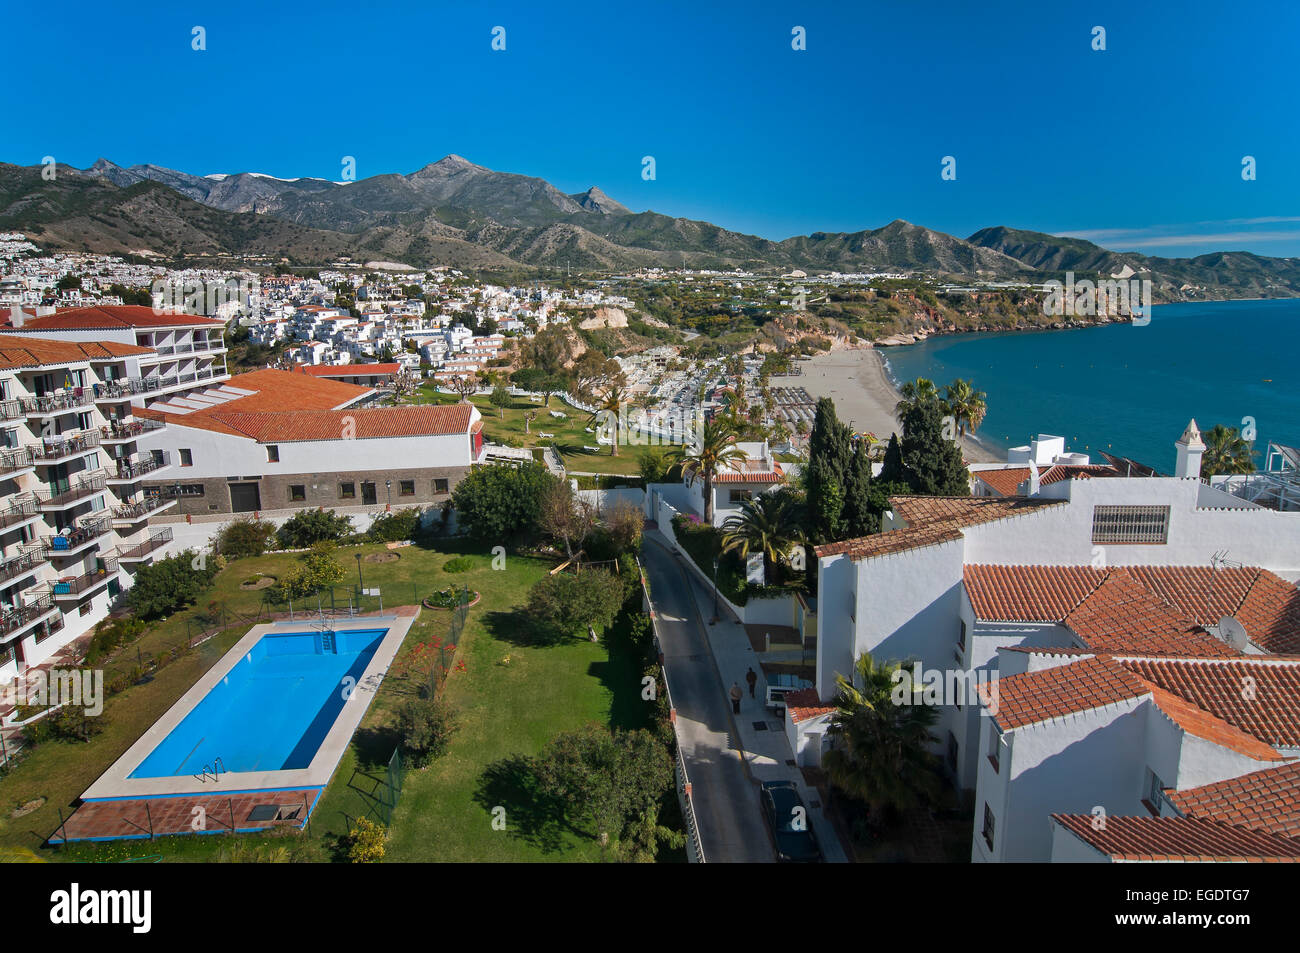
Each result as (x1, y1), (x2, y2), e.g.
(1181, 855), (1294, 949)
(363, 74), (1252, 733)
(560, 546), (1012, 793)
(729, 681), (743, 714)
(746, 667), (758, 698)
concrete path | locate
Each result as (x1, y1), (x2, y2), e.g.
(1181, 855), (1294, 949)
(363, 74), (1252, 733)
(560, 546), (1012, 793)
(643, 532), (848, 863)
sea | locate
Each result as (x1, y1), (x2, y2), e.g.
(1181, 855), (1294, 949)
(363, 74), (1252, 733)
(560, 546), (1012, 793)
(879, 298), (1300, 469)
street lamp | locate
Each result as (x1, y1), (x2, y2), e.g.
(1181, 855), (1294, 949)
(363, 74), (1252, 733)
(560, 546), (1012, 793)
(711, 556), (719, 625)
(385, 479), (392, 505)
(355, 552), (364, 594)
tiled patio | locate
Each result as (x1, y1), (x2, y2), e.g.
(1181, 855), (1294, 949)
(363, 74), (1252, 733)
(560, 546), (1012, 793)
(48, 788), (321, 843)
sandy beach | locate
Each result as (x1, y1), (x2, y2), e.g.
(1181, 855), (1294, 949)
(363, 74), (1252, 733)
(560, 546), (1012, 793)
(797, 348), (1002, 464)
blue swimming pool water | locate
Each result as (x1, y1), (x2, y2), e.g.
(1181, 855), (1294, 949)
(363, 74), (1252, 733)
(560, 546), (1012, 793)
(128, 629), (388, 779)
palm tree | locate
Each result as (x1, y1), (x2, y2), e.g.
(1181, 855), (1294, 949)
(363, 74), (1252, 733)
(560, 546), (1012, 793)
(941, 378), (988, 438)
(668, 417), (746, 524)
(1201, 424), (1257, 476)
(894, 377), (939, 417)
(720, 491), (805, 581)
(822, 652), (941, 821)
(587, 385), (630, 456)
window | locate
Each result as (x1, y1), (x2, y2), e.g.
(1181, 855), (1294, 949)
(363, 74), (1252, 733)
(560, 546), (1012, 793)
(982, 804), (995, 850)
(399, 480), (415, 496)
(340, 481), (356, 500)
(1146, 770), (1170, 814)
(988, 722), (1001, 773)
(179, 448), (193, 467)
(266, 445), (280, 463)
(433, 478), (449, 495)
(162, 483), (205, 498)
(289, 484), (306, 502)
(1091, 505), (1170, 544)
(728, 489), (753, 503)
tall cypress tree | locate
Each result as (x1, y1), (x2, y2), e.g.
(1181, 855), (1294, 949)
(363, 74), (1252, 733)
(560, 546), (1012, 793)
(842, 441), (876, 537)
(900, 400), (970, 496)
(879, 432), (906, 484)
(806, 398), (854, 541)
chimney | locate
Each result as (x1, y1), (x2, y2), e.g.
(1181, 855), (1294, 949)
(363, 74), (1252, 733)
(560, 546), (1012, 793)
(1175, 419), (1206, 480)
(1025, 459), (1041, 496)
(7, 306), (27, 328)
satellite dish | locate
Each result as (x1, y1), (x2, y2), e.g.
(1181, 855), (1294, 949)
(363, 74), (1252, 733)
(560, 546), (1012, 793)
(1217, 616), (1249, 650)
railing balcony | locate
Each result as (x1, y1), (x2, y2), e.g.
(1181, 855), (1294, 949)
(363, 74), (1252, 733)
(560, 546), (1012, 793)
(50, 559), (119, 598)
(94, 378), (150, 401)
(0, 446), (34, 474)
(0, 593), (56, 636)
(43, 515), (113, 556)
(21, 391), (94, 415)
(32, 430), (101, 462)
(0, 398), (23, 421)
(36, 472), (107, 510)
(0, 546), (49, 586)
(0, 496), (38, 530)
(112, 495), (173, 522)
(112, 452), (170, 481)
(100, 419), (166, 442)
(117, 528), (172, 561)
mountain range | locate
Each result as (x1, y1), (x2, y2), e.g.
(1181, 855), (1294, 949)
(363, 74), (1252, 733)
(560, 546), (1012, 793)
(2, 155), (1299, 301)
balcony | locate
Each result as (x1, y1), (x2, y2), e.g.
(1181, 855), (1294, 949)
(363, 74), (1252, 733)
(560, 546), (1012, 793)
(0, 398), (23, 421)
(50, 558), (119, 599)
(0, 546), (49, 587)
(0, 496), (39, 530)
(32, 430), (101, 463)
(0, 446), (34, 476)
(36, 472), (107, 511)
(100, 419), (166, 443)
(109, 452), (170, 483)
(0, 593), (57, 637)
(111, 495), (177, 524)
(117, 528), (172, 562)
(44, 515), (113, 557)
(21, 391), (94, 417)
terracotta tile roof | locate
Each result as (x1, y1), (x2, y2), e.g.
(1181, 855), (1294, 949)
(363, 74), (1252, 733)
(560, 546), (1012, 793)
(965, 565), (1105, 622)
(8, 305), (225, 329)
(297, 363), (401, 377)
(1126, 566), (1260, 626)
(211, 404), (477, 443)
(0, 335), (154, 370)
(1062, 569), (1238, 658)
(713, 464), (783, 485)
(983, 655), (1149, 729)
(815, 495), (1063, 560)
(1141, 682), (1285, 761)
(1234, 571), (1300, 655)
(974, 463), (1117, 496)
(1120, 658), (1300, 750)
(783, 688), (835, 724)
(1051, 814), (1300, 862)
(1169, 762), (1300, 837)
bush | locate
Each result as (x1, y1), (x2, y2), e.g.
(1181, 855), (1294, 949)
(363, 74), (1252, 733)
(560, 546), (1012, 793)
(84, 616), (148, 665)
(342, 817), (387, 863)
(442, 556), (474, 573)
(216, 517), (277, 559)
(395, 696), (458, 767)
(127, 550), (219, 620)
(276, 542), (346, 601)
(275, 509), (354, 549)
(24, 703), (107, 745)
(367, 508), (421, 543)
(526, 570), (627, 642)
(450, 460), (558, 542)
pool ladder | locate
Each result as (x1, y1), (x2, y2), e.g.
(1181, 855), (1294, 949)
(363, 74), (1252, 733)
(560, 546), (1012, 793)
(196, 756), (226, 783)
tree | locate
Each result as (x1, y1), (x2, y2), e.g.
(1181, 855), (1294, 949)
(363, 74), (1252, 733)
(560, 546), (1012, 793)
(215, 517), (277, 559)
(127, 549), (219, 620)
(823, 652), (941, 820)
(395, 696), (457, 767)
(603, 500), (645, 554)
(900, 399), (969, 496)
(451, 460), (558, 542)
(805, 397), (854, 541)
(894, 377), (938, 417)
(941, 378), (988, 438)
(277, 543), (346, 600)
(1201, 424), (1257, 476)
(720, 490), (805, 581)
(668, 417), (746, 525)
(276, 509), (354, 549)
(842, 441), (876, 538)
(526, 570), (627, 642)
(879, 432), (906, 484)
(448, 374), (478, 403)
(539, 481), (594, 559)
(489, 384), (512, 419)
(588, 385), (631, 456)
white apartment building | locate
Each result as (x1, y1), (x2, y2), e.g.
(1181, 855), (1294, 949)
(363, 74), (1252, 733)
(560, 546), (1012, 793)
(0, 336), (178, 680)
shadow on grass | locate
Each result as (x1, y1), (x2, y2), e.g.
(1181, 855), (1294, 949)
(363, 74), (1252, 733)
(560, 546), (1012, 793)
(471, 754), (576, 855)
(482, 608), (581, 648)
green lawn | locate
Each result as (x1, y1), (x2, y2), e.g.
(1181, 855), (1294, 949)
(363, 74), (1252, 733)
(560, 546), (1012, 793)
(1, 534), (661, 862)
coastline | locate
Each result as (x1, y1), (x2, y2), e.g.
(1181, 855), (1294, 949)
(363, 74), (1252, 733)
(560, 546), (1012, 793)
(797, 348), (1003, 465)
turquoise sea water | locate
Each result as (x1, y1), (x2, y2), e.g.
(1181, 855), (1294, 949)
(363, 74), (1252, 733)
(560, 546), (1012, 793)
(879, 299), (1300, 469)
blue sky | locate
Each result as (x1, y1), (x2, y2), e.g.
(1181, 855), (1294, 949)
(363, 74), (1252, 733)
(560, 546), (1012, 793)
(8, 0), (1300, 256)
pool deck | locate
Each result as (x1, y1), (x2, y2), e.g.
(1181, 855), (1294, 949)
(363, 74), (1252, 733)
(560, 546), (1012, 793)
(48, 788), (323, 843)
(80, 612), (414, 803)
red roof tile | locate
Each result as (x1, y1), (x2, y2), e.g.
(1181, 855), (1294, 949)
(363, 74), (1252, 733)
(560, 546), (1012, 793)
(984, 655), (1148, 729)
(1141, 682), (1284, 761)
(8, 305), (224, 330)
(1052, 814), (1300, 862)
(1062, 570), (1238, 658)
(213, 404), (477, 443)
(1170, 761), (1300, 837)
(0, 335), (153, 370)
(965, 565), (1105, 622)
(974, 464), (1117, 496)
(297, 363), (401, 377)
(783, 688), (835, 724)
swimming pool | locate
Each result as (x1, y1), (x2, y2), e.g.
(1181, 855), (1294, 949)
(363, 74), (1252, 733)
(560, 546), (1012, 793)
(128, 629), (387, 779)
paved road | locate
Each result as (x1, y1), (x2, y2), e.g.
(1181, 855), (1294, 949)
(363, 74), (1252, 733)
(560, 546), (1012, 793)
(641, 539), (773, 863)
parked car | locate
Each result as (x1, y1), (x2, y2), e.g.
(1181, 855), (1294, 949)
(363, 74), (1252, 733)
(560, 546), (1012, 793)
(759, 779), (822, 862)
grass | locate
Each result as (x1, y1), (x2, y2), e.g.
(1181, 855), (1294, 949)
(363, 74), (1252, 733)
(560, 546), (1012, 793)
(1, 534), (663, 862)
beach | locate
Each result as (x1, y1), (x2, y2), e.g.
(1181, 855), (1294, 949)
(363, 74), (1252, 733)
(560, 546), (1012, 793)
(798, 347), (1002, 464)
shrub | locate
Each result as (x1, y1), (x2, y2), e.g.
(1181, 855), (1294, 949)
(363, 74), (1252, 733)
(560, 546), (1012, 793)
(276, 542), (346, 600)
(442, 556), (474, 573)
(526, 570), (626, 642)
(216, 517), (277, 559)
(84, 616), (148, 665)
(367, 508), (421, 543)
(127, 549), (219, 620)
(395, 696), (457, 767)
(450, 460), (558, 542)
(275, 509), (354, 549)
(342, 817), (387, 863)
(24, 704), (107, 745)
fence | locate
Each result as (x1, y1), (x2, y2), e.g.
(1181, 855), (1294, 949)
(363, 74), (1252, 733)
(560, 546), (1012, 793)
(382, 746), (405, 825)
(635, 556), (705, 863)
(427, 584), (472, 697)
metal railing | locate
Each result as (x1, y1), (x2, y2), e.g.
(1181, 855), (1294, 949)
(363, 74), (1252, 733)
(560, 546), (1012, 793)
(101, 418), (166, 441)
(32, 429), (100, 461)
(0, 545), (48, 586)
(118, 528), (173, 560)
(112, 495), (172, 521)
(114, 452), (169, 480)
(0, 495), (38, 529)
(0, 398), (23, 421)
(36, 471), (107, 509)
(0, 446), (33, 473)
(49, 558), (119, 598)
(0, 592), (56, 636)
(20, 391), (93, 415)
(43, 514), (113, 555)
